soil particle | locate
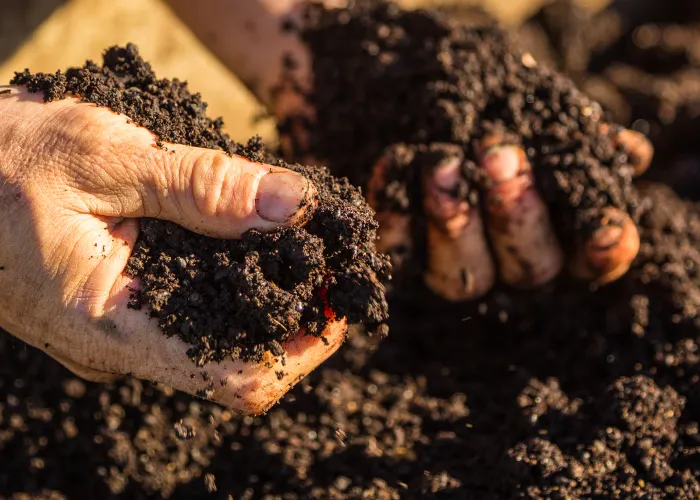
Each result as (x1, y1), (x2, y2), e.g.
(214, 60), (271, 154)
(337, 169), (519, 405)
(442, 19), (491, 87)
(203, 473), (216, 493)
(10, 44), (390, 365)
(173, 420), (196, 441)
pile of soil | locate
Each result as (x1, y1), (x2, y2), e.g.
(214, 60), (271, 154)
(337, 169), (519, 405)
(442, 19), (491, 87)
(3, 2), (700, 500)
(10, 45), (390, 365)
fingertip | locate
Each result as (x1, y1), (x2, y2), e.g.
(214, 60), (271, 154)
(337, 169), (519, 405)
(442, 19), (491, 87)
(617, 128), (654, 177)
(255, 167), (317, 226)
(571, 208), (640, 284)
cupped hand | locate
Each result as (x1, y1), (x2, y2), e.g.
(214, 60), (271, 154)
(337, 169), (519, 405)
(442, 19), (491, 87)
(0, 86), (346, 414)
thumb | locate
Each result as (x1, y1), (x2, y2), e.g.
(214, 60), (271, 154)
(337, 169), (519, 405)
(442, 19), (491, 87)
(85, 135), (316, 238)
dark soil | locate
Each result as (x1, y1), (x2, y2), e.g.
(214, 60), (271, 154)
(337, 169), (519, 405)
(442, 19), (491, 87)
(10, 45), (390, 365)
(3, 2), (700, 500)
(3, 180), (700, 499)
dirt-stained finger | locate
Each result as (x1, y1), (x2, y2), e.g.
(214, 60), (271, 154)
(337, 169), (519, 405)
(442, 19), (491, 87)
(602, 124), (654, 176)
(422, 151), (495, 301)
(367, 147), (414, 273)
(570, 207), (640, 285)
(479, 140), (563, 288)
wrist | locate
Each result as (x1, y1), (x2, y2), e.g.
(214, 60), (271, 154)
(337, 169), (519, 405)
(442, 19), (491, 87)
(166, 0), (313, 109)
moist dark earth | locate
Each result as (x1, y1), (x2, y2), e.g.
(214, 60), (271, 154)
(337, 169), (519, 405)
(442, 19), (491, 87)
(3, 1), (700, 499)
(11, 44), (390, 365)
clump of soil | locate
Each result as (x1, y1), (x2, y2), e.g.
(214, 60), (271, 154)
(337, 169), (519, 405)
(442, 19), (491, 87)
(10, 44), (390, 365)
(522, 0), (700, 199)
(299, 0), (642, 266)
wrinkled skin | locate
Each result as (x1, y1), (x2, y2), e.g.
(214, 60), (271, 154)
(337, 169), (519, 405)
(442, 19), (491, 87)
(0, 87), (346, 414)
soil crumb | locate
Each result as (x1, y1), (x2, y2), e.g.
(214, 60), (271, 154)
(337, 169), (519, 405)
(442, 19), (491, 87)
(10, 44), (390, 365)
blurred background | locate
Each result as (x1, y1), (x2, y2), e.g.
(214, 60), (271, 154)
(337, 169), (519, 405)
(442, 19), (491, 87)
(0, 0), (608, 145)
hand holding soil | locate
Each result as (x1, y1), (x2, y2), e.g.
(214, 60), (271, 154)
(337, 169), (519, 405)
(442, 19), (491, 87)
(303, 3), (654, 301)
(173, 0), (655, 301)
(0, 84), (345, 414)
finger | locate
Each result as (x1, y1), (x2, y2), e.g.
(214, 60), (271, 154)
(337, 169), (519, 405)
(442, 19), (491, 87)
(422, 152), (495, 301)
(616, 128), (654, 177)
(602, 124), (654, 176)
(569, 207), (640, 285)
(367, 149), (413, 273)
(478, 140), (563, 287)
(70, 112), (317, 239)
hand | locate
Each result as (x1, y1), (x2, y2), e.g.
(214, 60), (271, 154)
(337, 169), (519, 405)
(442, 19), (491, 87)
(366, 127), (651, 300)
(168, 1), (654, 301)
(0, 86), (346, 414)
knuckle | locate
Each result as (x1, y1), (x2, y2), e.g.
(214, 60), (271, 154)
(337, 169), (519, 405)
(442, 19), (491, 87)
(188, 152), (231, 217)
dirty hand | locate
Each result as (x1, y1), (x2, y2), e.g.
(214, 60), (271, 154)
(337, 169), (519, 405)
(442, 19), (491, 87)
(366, 128), (651, 300)
(0, 86), (345, 414)
(170, 0), (654, 301)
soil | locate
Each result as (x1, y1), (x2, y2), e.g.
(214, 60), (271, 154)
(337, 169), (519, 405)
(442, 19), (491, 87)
(3, 2), (700, 500)
(521, 0), (700, 199)
(10, 45), (390, 365)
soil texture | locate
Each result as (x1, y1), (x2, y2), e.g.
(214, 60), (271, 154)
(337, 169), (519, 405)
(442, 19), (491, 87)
(300, 0), (642, 268)
(522, 0), (700, 199)
(3, 1), (700, 499)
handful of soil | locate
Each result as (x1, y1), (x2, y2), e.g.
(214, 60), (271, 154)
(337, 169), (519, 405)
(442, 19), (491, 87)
(300, 0), (642, 262)
(11, 44), (390, 366)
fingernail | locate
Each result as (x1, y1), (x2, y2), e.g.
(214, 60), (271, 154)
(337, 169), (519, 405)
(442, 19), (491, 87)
(256, 170), (313, 223)
(482, 145), (522, 183)
(432, 156), (463, 190)
(590, 224), (622, 251)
